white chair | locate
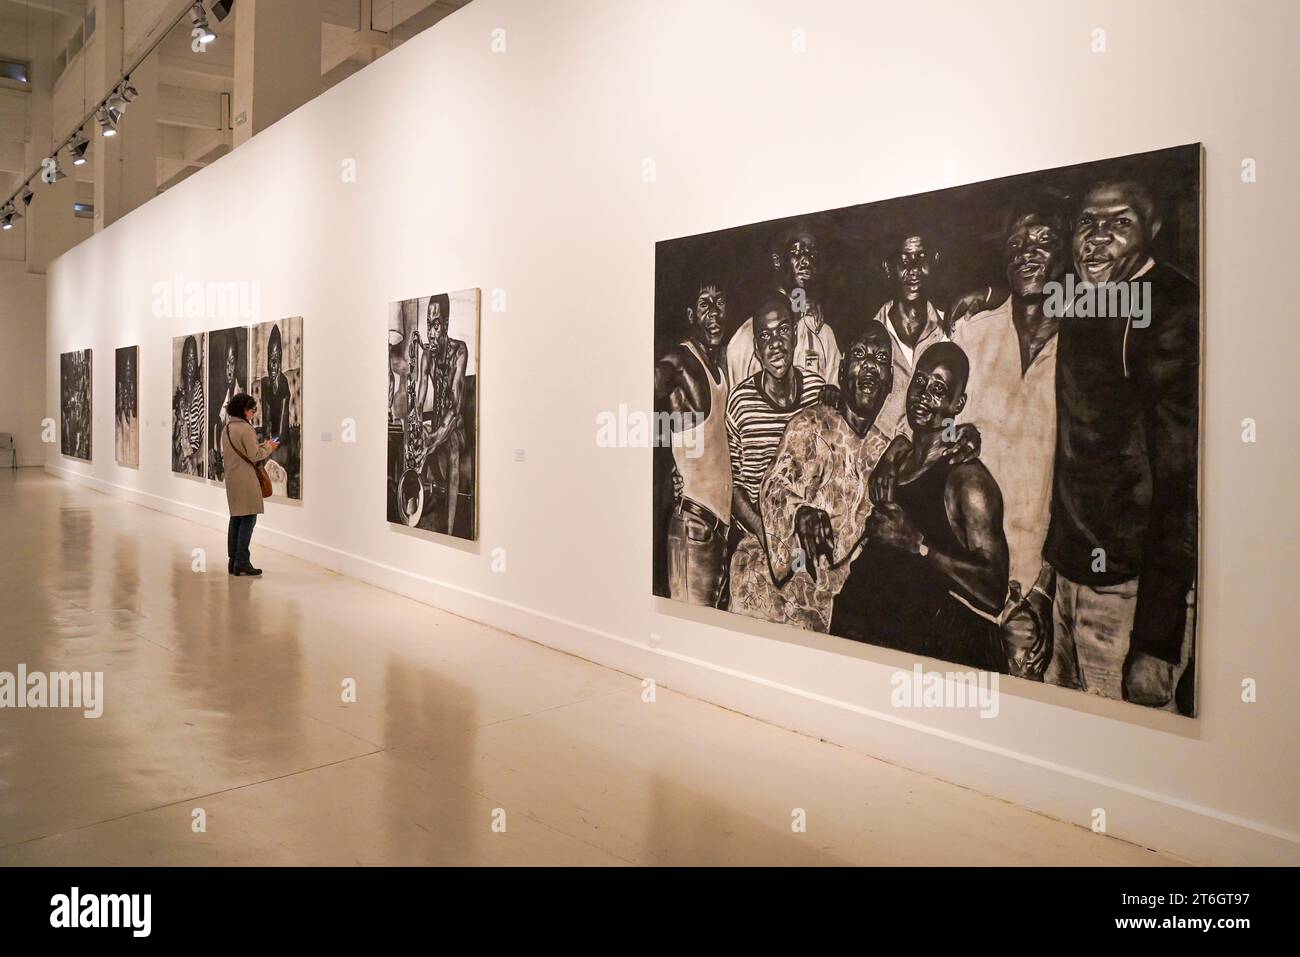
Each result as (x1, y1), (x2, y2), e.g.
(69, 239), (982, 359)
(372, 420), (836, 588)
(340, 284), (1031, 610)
(0, 433), (14, 469)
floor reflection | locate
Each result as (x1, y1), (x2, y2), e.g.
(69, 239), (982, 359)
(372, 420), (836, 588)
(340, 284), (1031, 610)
(0, 472), (1178, 866)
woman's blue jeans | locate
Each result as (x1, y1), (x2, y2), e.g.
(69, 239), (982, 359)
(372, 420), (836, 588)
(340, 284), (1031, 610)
(228, 515), (257, 567)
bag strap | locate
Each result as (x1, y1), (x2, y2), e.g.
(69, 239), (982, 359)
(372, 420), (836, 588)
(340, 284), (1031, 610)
(224, 422), (261, 469)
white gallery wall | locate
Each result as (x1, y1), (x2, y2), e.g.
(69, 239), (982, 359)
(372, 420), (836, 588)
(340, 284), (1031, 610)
(44, 0), (1300, 864)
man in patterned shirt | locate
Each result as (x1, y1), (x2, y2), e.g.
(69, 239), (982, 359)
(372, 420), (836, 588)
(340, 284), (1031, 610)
(757, 323), (894, 631)
(725, 296), (825, 617)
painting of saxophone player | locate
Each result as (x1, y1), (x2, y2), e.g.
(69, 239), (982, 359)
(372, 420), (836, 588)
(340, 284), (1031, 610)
(251, 317), (303, 499)
(387, 289), (479, 541)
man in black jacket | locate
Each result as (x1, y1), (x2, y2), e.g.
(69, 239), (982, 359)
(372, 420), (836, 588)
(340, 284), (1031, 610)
(1023, 179), (1199, 709)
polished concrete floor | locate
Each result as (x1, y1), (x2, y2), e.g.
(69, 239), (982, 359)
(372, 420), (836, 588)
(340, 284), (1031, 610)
(0, 471), (1179, 866)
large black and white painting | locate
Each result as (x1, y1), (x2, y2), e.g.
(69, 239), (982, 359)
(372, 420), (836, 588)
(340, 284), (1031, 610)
(653, 144), (1201, 715)
(171, 333), (205, 477)
(250, 316), (303, 499)
(59, 349), (92, 461)
(387, 289), (479, 540)
(114, 345), (139, 468)
(206, 326), (249, 484)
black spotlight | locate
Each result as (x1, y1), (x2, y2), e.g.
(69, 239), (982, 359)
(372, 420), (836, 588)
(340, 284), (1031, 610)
(211, 0), (235, 21)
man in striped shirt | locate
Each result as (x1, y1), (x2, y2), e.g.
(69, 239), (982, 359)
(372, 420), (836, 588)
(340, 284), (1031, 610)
(725, 295), (825, 618)
(174, 334), (205, 477)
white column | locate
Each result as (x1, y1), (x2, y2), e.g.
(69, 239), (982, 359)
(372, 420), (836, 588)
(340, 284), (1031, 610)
(233, 0), (323, 149)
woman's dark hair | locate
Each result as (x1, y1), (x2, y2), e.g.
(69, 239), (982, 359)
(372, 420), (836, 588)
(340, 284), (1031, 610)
(227, 393), (258, 420)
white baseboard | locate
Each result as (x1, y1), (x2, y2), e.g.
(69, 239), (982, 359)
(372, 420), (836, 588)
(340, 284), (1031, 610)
(45, 463), (1300, 866)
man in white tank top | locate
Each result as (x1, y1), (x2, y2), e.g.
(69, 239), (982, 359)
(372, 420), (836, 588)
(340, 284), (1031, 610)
(654, 283), (733, 607)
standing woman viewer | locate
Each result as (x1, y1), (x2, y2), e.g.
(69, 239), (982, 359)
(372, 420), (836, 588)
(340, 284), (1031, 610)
(222, 394), (279, 576)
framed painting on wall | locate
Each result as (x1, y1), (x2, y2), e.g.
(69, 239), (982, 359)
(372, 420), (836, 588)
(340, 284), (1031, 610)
(114, 345), (139, 468)
(387, 289), (479, 540)
(206, 326), (250, 485)
(652, 144), (1202, 715)
(250, 316), (303, 499)
(171, 333), (205, 477)
(59, 349), (92, 461)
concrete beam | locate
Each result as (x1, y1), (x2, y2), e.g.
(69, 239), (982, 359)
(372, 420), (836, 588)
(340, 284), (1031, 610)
(157, 52), (235, 93)
(157, 82), (224, 128)
(372, 0), (455, 32)
(123, 0), (194, 61)
(321, 0), (362, 29)
(0, 140), (25, 175)
(321, 27), (389, 76)
(0, 88), (31, 141)
(12, 0), (86, 18)
(156, 114), (229, 188)
(232, 0), (322, 149)
(157, 121), (228, 162)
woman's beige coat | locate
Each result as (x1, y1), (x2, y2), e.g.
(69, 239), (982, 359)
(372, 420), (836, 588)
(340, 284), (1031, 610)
(222, 417), (272, 516)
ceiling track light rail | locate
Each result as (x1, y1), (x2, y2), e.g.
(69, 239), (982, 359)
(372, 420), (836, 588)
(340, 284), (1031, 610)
(0, 2), (233, 220)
